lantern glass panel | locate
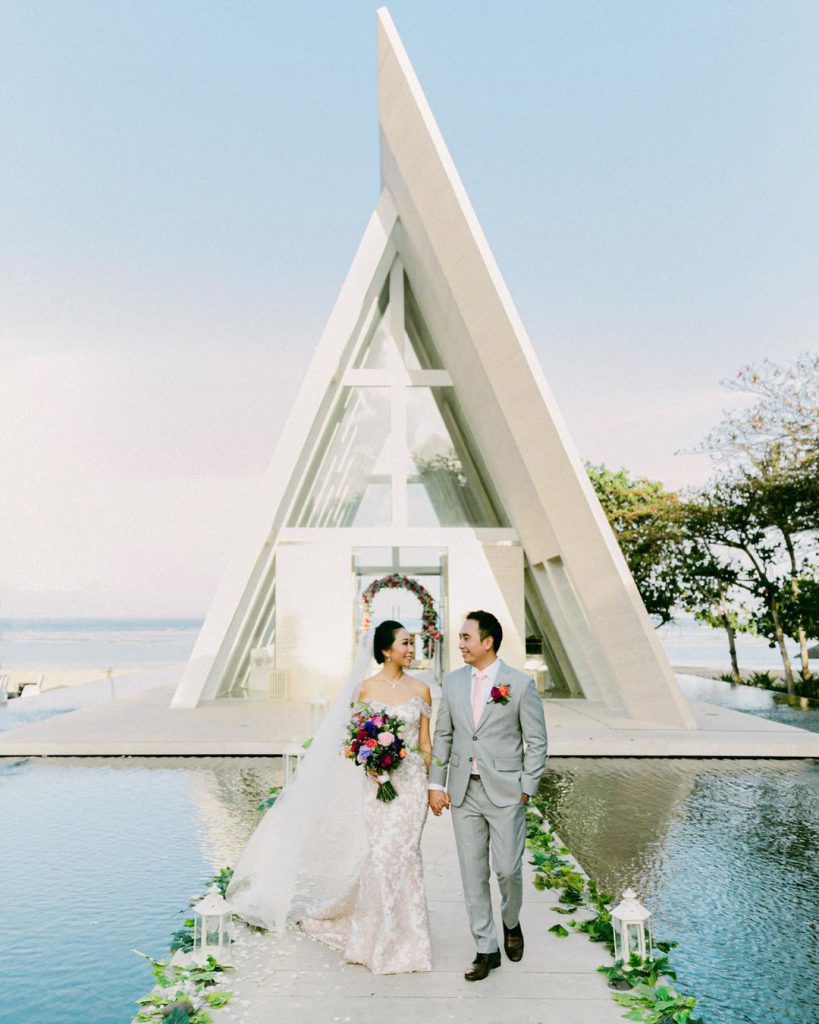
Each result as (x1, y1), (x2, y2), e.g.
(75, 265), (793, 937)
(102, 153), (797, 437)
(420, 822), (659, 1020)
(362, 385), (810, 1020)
(626, 922), (643, 956)
(204, 915), (222, 947)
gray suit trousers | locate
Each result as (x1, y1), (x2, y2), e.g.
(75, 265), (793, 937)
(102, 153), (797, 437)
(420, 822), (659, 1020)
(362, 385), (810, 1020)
(451, 776), (527, 953)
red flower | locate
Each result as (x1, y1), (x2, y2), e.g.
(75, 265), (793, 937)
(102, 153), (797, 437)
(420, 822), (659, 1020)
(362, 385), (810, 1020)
(382, 755), (392, 767)
(366, 738), (377, 748)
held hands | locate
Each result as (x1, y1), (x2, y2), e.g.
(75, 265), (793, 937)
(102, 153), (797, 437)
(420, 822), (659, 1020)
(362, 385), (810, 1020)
(428, 790), (450, 816)
(427, 792), (526, 812)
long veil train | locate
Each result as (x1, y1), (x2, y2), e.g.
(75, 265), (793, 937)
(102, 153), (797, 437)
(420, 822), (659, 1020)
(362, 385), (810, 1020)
(225, 632), (374, 935)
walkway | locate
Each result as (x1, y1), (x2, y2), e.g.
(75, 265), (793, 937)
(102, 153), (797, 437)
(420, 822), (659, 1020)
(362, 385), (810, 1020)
(220, 808), (625, 1024)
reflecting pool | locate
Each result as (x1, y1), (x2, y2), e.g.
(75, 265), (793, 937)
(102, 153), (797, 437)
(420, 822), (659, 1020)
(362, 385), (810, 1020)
(0, 757), (278, 1024)
(676, 673), (819, 734)
(2, 755), (816, 1024)
(540, 758), (819, 1024)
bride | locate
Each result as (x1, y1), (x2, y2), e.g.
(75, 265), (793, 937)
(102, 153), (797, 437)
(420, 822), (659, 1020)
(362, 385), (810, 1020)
(226, 620), (434, 975)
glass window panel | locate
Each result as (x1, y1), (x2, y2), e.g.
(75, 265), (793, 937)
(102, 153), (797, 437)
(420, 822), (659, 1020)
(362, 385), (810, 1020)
(358, 316), (420, 371)
(398, 547), (444, 569)
(407, 482), (440, 527)
(354, 482), (392, 527)
(404, 278), (444, 369)
(353, 547), (394, 569)
(406, 388), (499, 527)
(291, 388), (392, 527)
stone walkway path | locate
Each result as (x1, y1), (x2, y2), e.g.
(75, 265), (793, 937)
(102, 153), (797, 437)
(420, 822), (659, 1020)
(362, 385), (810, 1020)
(218, 810), (625, 1024)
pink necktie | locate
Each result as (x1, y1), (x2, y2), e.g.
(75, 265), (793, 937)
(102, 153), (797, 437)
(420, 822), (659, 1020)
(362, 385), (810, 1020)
(472, 671), (487, 728)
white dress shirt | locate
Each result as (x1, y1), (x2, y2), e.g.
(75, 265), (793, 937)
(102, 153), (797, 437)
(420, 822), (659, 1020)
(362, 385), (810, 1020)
(429, 657), (500, 791)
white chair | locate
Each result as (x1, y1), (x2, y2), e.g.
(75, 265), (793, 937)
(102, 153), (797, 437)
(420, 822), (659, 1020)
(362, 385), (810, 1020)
(268, 670), (290, 701)
(20, 673), (45, 698)
(0, 673), (9, 704)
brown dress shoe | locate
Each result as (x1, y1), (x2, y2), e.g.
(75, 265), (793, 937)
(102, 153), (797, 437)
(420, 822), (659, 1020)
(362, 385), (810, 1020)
(464, 950), (501, 981)
(503, 921), (524, 961)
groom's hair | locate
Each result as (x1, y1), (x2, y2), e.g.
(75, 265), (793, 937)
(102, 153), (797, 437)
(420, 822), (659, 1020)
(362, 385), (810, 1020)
(466, 610), (503, 652)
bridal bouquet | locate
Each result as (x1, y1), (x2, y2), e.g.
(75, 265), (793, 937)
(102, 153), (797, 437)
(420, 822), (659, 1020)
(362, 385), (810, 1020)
(343, 705), (407, 802)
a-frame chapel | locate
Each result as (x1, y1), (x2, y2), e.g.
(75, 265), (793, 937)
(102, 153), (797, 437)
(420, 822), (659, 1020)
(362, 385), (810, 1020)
(172, 8), (695, 732)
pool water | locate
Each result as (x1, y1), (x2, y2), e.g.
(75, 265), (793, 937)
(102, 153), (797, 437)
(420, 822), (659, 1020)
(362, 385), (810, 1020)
(676, 673), (819, 734)
(0, 757), (278, 1024)
(2, 755), (817, 1024)
(540, 758), (819, 1024)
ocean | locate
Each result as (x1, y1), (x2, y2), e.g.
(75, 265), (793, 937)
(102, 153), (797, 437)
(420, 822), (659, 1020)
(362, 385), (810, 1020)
(0, 617), (202, 669)
(0, 613), (803, 674)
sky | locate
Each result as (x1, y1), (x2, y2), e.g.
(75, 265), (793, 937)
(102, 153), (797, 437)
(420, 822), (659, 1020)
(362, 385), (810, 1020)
(2, 0), (818, 618)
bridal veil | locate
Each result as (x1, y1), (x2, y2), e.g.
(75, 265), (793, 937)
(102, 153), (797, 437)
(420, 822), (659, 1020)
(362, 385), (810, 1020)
(225, 632), (374, 935)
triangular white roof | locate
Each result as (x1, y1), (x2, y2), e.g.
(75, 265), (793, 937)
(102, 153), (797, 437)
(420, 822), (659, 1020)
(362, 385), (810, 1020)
(173, 7), (695, 730)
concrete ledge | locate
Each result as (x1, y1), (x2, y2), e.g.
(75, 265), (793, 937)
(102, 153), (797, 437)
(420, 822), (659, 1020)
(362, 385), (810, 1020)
(1, 672), (818, 758)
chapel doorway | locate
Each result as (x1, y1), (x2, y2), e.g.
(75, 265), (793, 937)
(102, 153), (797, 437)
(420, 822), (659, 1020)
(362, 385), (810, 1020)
(353, 546), (447, 682)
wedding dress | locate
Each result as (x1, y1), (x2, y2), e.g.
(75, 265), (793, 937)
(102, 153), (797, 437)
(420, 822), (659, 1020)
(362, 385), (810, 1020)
(225, 634), (433, 975)
(297, 695), (432, 974)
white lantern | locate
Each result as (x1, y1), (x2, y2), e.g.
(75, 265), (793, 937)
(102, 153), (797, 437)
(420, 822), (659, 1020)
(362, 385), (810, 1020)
(191, 885), (232, 964)
(610, 888), (653, 964)
(283, 739), (304, 787)
(309, 694), (329, 735)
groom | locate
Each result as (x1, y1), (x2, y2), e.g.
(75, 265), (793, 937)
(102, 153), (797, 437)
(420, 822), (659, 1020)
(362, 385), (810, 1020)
(428, 610), (548, 981)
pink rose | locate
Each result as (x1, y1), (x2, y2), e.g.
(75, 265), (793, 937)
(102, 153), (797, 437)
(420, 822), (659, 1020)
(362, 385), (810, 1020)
(377, 731), (395, 745)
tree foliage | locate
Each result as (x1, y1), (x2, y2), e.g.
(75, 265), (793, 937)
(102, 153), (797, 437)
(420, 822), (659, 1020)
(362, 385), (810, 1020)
(588, 354), (818, 689)
(586, 463), (686, 626)
(697, 351), (818, 473)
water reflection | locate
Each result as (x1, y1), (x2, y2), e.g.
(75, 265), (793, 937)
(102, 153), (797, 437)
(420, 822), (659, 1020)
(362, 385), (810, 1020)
(540, 758), (819, 1024)
(4, 755), (816, 1024)
(183, 758), (281, 866)
(676, 674), (819, 734)
(0, 756), (278, 1024)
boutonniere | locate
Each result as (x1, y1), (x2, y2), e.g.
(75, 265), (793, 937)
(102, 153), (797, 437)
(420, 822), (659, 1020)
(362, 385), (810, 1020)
(488, 684), (510, 705)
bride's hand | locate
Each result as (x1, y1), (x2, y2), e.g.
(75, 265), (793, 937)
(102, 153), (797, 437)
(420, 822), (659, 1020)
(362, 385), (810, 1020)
(367, 768), (381, 785)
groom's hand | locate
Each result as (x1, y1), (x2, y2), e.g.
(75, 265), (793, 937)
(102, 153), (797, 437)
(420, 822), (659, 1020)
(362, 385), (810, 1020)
(428, 790), (450, 816)
(521, 793), (529, 804)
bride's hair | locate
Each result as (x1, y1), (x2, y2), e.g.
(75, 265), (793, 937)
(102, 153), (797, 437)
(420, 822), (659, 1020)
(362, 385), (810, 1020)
(374, 620), (405, 664)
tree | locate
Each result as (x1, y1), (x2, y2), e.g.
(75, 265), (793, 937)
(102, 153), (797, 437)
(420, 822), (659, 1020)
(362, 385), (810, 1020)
(682, 474), (815, 694)
(747, 466), (819, 680)
(672, 514), (746, 684)
(586, 463), (686, 626)
(697, 352), (819, 473)
(690, 354), (819, 687)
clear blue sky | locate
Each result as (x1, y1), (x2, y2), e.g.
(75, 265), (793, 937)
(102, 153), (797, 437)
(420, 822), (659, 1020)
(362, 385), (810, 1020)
(2, 1), (817, 616)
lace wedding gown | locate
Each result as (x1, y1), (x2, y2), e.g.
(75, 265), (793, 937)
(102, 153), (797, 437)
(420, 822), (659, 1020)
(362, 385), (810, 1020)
(297, 695), (433, 974)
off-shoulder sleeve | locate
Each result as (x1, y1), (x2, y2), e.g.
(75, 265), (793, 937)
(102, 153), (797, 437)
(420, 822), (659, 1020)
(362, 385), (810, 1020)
(419, 700), (432, 718)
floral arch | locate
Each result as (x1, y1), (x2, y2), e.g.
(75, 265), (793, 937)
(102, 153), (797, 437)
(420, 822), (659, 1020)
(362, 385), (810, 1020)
(361, 573), (442, 657)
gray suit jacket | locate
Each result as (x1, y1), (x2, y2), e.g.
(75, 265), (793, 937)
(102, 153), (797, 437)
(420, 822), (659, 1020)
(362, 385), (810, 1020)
(428, 660), (549, 807)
